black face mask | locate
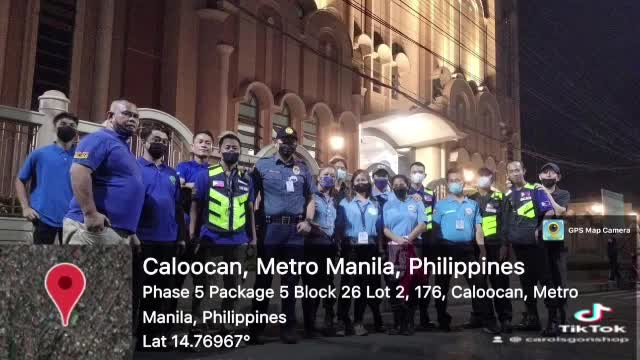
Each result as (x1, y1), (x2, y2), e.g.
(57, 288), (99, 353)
(541, 178), (557, 188)
(394, 187), (408, 199)
(57, 126), (77, 143)
(222, 152), (239, 165)
(278, 143), (297, 159)
(353, 183), (371, 194)
(147, 143), (167, 159)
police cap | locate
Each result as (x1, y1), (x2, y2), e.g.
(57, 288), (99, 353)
(275, 126), (298, 140)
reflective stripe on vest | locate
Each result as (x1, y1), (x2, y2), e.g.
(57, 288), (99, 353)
(482, 215), (498, 236)
(515, 184), (536, 219)
(207, 165), (248, 231)
(424, 189), (434, 230)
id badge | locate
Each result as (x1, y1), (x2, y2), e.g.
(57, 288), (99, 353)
(455, 219), (465, 230)
(358, 232), (369, 244)
(286, 180), (294, 192)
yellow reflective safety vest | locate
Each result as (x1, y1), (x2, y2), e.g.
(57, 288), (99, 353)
(470, 190), (503, 244)
(206, 164), (250, 233)
(504, 183), (540, 245)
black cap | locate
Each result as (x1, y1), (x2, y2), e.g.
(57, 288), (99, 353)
(276, 126), (298, 140)
(540, 162), (561, 174)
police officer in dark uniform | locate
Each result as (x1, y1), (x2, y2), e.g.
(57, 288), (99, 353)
(469, 167), (512, 333)
(502, 161), (558, 336)
(406, 161), (437, 330)
(249, 126), (315, 344)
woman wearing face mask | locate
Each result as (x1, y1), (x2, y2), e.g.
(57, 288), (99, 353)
(329, 155), (350, 204)
(302, 166), (338, 338)
(335, 170), (384, 336)
(382, 175), (427, 335)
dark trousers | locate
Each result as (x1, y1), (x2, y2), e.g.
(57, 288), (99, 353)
(251, 223), (304, 332)
(302, 237), (337, 330)
(485, 244), (513, 321)
(133, 242), (178, 340)
(337, 243), (381, 324)
(415, 238), (435, 324)
(171, 240), (199, 314)
(547, 245), (568, 313)
(434, 243), (496, 326)
(33, 219), (62, 244)
(513, 243), (558, 317)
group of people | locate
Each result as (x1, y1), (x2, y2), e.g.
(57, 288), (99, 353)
(15, 98), (572, 349)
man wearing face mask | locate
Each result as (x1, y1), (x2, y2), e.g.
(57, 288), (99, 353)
(537, 163), (570, 325)
(329, 155), (349, 204)
(406, 162), (437, 330)
(468, 167), (512, 333)
(249, 126), (314, 344)
(16, 112), (79, 244)
(134, 127), (186, 346)
(372, 168), (392, 206)
(191, 131), (257, 335)
(63, 100), (144, 246)
(432, 168), (500, 334)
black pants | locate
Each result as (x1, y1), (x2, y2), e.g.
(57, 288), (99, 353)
(337, 243), (381, 324)
(513, 243), (558, 317)
(133, 242), (179, 340)
(33, 219), (62, 244)
(547, 244), (568, 312)
(302, 238), (337, 330)
(485, 244), (513, 321)
(415, 238), (435, 324)
(434, 243), (496, 326)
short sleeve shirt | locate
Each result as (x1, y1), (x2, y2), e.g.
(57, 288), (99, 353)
(252, 156), (314, 216)
(433, 196), (482, 243)
(338, 197), (381, 243)
(65, 129), (145, 234)
(17, 144), (75, 227)
(313, 192), (337, 237)
(383, 197), (427, 237)
(136, 157), (180, 242)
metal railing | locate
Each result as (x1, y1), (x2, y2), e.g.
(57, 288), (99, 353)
(0, 117), (40, 217)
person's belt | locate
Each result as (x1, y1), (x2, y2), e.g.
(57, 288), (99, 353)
(265, 215), (304, 225)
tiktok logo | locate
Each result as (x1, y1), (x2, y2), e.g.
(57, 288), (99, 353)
(574, 303), (613, 323)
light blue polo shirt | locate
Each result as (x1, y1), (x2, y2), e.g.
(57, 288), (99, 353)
(313, 192), (337, 237)
(433, 196), (482, 243)
(17, 143), (75, 227)
(337, 197), (381, 244)
(383, 197), (427, 237)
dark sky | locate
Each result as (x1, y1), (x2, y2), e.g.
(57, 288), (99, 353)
(518, 0), (640, 208)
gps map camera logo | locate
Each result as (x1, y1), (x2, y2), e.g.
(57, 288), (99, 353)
(543, 219), (564, 241)
(574, 303), (612, 323)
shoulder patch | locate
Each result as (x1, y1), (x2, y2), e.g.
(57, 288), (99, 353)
(74, 151), (89, 159)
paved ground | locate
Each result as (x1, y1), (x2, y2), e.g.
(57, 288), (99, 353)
(135, 288), (638, 360)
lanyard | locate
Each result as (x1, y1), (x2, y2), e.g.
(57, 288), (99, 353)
(357, 201), (370, 230)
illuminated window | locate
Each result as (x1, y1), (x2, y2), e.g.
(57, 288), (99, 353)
(303, 114), (320, 160)
(272, 104), (291, 140)
(238, 92), (260, 155)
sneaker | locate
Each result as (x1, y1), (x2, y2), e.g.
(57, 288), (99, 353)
(353, 323), (368, 336)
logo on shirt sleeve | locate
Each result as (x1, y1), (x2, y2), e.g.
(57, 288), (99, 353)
(74, 151), (89, 159)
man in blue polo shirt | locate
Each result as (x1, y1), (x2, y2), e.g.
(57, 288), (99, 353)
(433, 168), (499, 334)
(16, 112), (78, 244)
(191, 131), (256, 334)
(63, 99), (144, 246)
(134, 126), (186, 347)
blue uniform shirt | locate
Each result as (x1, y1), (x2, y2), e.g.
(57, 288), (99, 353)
(312, 191), (337, 237)
(338, 197), (381, 244)
(136, 157), (180, 242)
(65, 129), (145, 234)
(18, 143), (75, 227)
(193, 165), (255, 245)
(252, 155), (314, 216)
(383, 197), (427, 237)
(176, 160), (209, 226)
(433, 196), (482, 243)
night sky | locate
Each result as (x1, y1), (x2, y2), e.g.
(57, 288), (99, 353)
(518, 0), (640, 208)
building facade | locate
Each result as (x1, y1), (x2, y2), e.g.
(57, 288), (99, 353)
(0, 0), (520, 224)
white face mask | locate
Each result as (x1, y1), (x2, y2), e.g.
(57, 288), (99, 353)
(411, 172), (426, 185)
(336, 168), (347, 181)
(477, 176), (492, 189)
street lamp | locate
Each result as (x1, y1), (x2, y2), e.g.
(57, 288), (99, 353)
(590, 203), (604, 215)
(329, 135), (345, 151)
(463, 169), (475, 183)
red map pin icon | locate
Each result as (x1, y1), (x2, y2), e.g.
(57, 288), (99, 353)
(45, 263), (86, 327)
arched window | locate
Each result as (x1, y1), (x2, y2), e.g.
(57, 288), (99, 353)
(318, 34), (340, 106)
(372, 31), (384, 93)
(303, 114), (320, 160)
(460, 0), (482, 80)
(272, 104), (291, 140)
(456, 95), (467, 124)
(238, 92), (260, 155)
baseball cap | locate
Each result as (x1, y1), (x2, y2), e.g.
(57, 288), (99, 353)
(275, 126), (298, 140)
(540, 162), (561, 174)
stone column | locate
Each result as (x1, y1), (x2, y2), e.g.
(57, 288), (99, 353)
(216, 43), (234, 131)
(440, 143), (447, 179)
(37, 90), (70, 147)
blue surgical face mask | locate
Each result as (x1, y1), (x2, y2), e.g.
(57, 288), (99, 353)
(448, 182), (464, 195)
(336, 169), (347, 181)
(320, 176), (335, 189)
